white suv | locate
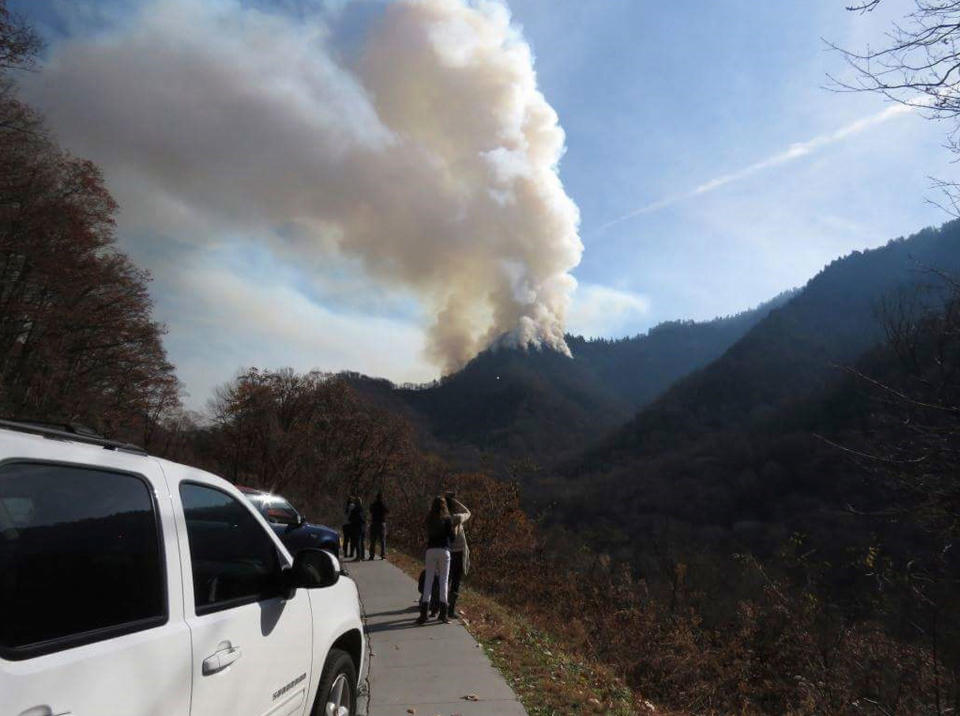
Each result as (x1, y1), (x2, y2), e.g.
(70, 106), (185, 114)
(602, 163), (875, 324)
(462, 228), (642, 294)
(0, 421), (365, 716)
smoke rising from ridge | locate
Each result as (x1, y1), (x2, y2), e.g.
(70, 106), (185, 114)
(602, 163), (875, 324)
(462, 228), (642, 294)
(26, 0), (583, 372)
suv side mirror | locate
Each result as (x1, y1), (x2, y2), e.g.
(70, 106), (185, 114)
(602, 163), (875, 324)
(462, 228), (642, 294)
(284, 548), (340, 598)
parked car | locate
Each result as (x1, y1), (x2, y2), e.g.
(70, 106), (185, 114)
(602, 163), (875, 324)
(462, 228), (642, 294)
(239, 486), (341, 558)
(0, 420), (365, 716)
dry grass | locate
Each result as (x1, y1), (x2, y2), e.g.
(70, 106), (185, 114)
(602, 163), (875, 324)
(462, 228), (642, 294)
(378, 475), (952, 714)
(387, 550), (655, 716)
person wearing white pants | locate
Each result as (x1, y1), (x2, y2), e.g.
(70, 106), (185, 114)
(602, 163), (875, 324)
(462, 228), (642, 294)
(416, 496), (456, 624)
(422, 548), (450, 607)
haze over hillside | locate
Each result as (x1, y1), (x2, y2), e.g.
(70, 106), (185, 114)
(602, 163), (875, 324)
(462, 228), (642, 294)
(587, 220), (960, 467)
(535, 220), (960, 574)
(347, 290), (795, 470)
(347, 219), (960, 481)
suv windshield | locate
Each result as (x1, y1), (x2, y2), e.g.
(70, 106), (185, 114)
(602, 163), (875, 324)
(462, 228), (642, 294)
(250, 494), (301, 527)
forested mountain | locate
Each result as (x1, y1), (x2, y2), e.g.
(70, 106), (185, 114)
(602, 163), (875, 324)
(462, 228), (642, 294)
(546, 221), (960, 576)
(354, 292), (793, 469)
(363, 222), (960, 475)
(581, 222), (960, 469)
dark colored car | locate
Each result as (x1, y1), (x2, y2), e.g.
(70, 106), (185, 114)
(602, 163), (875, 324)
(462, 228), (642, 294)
(239, 486), (340, 558)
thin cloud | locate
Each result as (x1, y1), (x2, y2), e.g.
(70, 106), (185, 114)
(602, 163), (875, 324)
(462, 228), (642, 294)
(566, 283), (650, 338)
(595, 103), (915, 234)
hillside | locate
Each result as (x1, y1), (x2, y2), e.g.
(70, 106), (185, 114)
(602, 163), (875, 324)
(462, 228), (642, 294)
(546, 220), (960, 574)
(580, 221), (960, 469)
(355, 292), (793, 470)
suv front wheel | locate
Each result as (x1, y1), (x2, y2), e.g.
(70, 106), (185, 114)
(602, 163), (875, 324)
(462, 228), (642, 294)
(313, 648), (357, 716)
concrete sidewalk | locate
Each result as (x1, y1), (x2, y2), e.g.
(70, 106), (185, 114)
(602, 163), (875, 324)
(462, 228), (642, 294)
(348, 558), (526, 716)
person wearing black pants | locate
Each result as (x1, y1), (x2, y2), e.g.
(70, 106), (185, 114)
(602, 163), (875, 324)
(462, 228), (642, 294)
(445, 493), (471, 619)
(368, 492), (388, 559)
(342, 496), (356, 558)
(349, 498), (366, 562)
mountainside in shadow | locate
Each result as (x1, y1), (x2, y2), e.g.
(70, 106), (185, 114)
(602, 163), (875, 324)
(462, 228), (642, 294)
(577, 221), (960, 472)
(538, 220), (960, 575)
(349, 292), (793, 470)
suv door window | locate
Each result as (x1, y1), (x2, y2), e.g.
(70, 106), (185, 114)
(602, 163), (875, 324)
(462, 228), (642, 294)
(0, 462), (165, 658)
(179, 483), (282, 614)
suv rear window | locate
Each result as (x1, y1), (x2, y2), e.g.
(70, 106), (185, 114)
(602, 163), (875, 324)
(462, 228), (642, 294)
(0, 462), (165, 658)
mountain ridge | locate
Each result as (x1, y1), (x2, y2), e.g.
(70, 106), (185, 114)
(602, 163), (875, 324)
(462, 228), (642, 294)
(577, 221), (960, 473)
(345, 291), (796, 470)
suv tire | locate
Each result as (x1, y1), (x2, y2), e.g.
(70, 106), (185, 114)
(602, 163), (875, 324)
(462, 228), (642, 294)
(312, 647), (357, 716)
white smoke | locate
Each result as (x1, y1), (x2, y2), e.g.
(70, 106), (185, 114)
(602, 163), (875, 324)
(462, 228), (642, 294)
(26, 0), (582, 372)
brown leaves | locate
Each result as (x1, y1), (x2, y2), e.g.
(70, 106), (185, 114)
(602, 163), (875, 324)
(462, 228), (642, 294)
(207, 368), (421, 520)
(0, 37), (180, 443)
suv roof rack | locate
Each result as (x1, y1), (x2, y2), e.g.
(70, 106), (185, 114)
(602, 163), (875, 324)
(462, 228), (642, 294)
(0, 419), (149, 456)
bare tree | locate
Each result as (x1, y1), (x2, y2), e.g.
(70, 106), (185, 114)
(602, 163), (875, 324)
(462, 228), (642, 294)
(831, 1), (960, 211)
(0, 1), (38, 74)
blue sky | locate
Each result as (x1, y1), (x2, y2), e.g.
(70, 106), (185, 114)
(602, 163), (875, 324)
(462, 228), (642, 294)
(12, 0), (955, 408)
(507, 0), (952, 320)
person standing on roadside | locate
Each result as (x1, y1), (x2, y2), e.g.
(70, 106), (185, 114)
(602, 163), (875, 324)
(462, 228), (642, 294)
(416, 496), (455, 625)
(445, 492), (471, 619)
(368, 492), (388, 560)
(349, 497), (366, 562)
(342, 496), (356, 558)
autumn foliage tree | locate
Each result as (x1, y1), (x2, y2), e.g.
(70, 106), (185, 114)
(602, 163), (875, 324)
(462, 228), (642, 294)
(205, 369), (427, 522)
(0, 1), (180, 440)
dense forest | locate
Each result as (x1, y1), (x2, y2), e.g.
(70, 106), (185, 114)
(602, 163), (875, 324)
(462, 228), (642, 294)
(547, 223), (960, 564)
(2, 2), (959, 712)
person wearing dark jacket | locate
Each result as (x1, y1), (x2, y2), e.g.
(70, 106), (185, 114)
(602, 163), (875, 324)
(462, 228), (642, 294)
(416, 496), (455, 625)
(422, 493), (470, 617)
(342, 496), (356, 558)
(349, 498), (366, 562)
(368, 492), (388, 560)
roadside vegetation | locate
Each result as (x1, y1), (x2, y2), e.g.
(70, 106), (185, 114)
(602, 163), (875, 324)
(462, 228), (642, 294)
(387, 551), (643, 716)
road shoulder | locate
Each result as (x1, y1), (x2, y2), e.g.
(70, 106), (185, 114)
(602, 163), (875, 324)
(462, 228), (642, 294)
(349, 557), (527, 716)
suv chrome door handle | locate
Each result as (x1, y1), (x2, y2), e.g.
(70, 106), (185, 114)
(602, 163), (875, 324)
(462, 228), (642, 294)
(202, 645), (242, 675)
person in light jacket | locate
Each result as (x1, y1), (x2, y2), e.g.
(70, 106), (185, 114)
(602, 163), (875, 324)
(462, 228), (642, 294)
(416, 496), (455, 625)
(445, 492), (471, 619)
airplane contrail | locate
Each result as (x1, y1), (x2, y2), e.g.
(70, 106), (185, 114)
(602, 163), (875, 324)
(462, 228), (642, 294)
(594, 102), (915, 234)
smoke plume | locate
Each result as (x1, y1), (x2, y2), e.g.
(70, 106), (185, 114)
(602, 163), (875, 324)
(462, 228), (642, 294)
(26, 0), (582, 372)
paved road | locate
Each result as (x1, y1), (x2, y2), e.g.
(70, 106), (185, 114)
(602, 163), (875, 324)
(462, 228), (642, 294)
(348, 558), (526, 716)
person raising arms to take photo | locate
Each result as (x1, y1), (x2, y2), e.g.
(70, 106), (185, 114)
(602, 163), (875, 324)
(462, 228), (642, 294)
(445, 491), (471, 619)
